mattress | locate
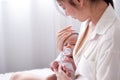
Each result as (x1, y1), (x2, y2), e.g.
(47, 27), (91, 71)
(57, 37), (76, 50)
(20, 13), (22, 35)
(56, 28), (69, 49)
(0, 68), (54, 80)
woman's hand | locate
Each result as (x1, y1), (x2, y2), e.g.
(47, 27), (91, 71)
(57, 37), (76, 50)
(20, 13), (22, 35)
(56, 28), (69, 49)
(50, 60), (59, 72)
(56, 26), (76, 51)
(54, 64), (73, 80)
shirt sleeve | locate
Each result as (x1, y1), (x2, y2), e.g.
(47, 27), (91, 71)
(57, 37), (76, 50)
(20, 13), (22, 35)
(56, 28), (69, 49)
(96, 40), (120, 80)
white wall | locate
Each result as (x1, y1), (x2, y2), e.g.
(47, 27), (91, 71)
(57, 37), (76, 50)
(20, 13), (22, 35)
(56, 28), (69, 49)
(0, 1), (6, 72)
(31, 0), (56, 69)
(0, 0), (34, 73)
(114, 0), (120, 19)
(0, 0), (54, 73)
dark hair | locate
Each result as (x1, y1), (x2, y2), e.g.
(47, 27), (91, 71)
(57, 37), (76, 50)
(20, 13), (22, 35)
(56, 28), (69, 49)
(68, 0), (76, 6)
(104, 0), (114, 8)
(67, 0), (114, 8)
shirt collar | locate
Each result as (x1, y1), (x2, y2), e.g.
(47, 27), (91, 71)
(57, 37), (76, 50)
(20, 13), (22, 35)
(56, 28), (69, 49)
(90, 5), (116, 40)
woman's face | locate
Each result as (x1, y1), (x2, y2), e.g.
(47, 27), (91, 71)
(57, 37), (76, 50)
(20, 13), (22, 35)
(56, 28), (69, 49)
(57, 0), (90, 21)
(57, 0), (77, 18)
(63, 34), (78, 53)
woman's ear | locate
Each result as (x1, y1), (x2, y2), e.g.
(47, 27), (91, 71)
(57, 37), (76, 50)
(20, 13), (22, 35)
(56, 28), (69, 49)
(73, 0), (84, 7)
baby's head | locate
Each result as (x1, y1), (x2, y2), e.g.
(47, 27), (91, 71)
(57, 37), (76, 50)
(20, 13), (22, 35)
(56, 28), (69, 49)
(56, 27), (78, 53)
(62, 33), (78, 53)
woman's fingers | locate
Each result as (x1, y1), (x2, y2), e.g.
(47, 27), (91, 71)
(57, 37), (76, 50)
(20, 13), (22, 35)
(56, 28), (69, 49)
(56, 26), (76, 51)
(58, 26), (72, 33)
(57, 29), (76, 37)
(54, 64), (62, 77)
(54, 64), (73, 80)
(57, 33), (72, 51)
(62, 66), (72, 77)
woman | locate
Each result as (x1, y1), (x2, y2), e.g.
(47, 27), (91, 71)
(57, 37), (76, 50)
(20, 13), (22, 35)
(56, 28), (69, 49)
(55, 0), (120, 80)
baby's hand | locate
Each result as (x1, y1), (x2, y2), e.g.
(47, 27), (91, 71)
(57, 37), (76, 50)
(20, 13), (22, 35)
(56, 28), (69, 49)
(63, 57), (76, 71)
(50, 61), (59, 72)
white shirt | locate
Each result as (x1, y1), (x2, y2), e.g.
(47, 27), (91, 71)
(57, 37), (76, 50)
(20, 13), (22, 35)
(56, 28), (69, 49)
(73, 5), (120, 80)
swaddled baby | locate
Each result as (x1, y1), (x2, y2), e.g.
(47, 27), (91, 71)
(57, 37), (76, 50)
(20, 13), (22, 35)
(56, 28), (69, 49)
(50, 26), (78, 80)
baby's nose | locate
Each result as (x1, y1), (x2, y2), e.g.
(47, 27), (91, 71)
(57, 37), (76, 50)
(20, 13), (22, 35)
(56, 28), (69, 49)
(66, 43), (71, 48)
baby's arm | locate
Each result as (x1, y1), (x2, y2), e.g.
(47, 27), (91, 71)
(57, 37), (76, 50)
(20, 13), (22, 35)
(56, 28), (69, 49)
(62, 56), (76, 71)
(50, 53), (63, 71)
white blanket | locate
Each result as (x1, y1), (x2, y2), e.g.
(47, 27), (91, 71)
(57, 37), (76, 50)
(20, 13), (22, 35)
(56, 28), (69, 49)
(0, 68), (54, 80)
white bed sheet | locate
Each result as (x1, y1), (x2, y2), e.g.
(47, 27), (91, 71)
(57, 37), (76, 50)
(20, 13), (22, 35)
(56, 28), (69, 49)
(0, 68), (54, 80)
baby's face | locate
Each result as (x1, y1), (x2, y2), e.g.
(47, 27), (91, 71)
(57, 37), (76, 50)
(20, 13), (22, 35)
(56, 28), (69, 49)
(63, 34), (78, 54)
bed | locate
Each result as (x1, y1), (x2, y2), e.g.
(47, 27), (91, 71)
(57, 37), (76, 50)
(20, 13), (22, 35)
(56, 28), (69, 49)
(0, 68), (54, 80)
